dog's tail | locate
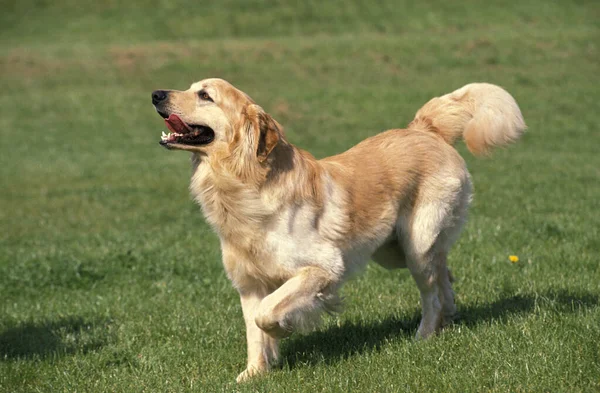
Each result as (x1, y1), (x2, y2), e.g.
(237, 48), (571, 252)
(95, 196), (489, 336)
(408, 83), (526, 155)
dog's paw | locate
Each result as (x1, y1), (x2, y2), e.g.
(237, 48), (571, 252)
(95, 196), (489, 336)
(415, 323), (438, 340)
(236, 366), (263, 383)
(255, 315), (293, 339)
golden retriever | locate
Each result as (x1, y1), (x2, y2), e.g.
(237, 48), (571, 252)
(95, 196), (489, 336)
(151, 79), (526, 382)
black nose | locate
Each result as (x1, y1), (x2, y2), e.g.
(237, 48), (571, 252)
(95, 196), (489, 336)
(152, 90), (168, 105)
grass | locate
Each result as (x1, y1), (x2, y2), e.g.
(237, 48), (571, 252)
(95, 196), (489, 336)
(1, 1), (599, 391)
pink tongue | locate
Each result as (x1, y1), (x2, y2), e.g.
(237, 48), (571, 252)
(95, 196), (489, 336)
(165, 114), (192, 134)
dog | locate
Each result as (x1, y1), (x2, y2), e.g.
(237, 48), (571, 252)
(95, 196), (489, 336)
(151, 79), (526, 382)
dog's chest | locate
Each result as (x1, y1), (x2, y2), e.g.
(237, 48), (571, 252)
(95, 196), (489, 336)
(190, 163), (348, 280)
(222, 202), (346, 286)
(262, 203), (344, 272)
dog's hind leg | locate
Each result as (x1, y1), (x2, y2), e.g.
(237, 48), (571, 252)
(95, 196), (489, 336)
(401, 201), (455, 339)
(405, 249), (444, 339)
(435, 176), (471, 328)
(404, 172), (471, 338)
(254, 266), (341, 339)
(436, 254), (457, 327)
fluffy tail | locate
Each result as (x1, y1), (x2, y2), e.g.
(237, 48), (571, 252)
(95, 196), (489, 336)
(409, 83), (526, 155)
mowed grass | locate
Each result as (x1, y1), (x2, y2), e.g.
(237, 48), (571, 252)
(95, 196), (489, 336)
(1, 1), (599, 391)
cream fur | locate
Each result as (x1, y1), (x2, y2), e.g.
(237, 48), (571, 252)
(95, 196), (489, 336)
(151, 79), (526, 382)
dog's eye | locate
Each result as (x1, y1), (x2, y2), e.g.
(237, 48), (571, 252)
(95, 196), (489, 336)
(198, 91), (213, 102)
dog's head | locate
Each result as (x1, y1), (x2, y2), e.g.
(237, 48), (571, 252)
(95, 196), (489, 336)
(152, 78), (282, 164)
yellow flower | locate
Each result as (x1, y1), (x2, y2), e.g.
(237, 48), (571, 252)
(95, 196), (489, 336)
(509, 255), (519, 263)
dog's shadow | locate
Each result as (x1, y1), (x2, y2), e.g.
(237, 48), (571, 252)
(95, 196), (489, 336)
(0, 317), (112, 360)
(281, 289), (599, 368)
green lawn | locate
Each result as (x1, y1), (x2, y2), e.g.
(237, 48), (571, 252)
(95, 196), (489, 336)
(1, 1), (599, 391)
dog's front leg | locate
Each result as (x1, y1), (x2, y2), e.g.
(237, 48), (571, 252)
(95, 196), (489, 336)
(236, 290), (280, 383)
(255, 266), (339, 339)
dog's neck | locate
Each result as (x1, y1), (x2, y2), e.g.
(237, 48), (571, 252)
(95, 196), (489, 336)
(188, 143), (325, 242)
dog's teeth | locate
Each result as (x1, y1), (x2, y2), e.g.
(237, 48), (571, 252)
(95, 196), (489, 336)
(162, 131), (167, 137)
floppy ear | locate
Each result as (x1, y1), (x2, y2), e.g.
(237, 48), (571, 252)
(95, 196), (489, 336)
(244, 104), (281, 163)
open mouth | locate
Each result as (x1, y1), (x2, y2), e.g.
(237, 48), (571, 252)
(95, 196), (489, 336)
(159, 114), (215, 147)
